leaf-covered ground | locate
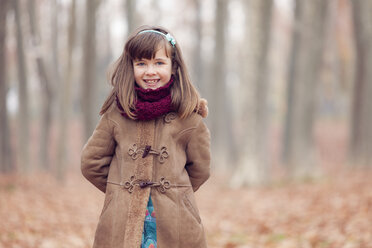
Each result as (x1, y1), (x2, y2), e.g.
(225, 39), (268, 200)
(0, 169), (371, 248)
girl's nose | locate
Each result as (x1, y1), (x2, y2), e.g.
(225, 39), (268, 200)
(145, 64), (156, 75)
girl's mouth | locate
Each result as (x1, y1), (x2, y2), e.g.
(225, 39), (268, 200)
(144, 79), (160, 87)
(144, 79), (160, 84)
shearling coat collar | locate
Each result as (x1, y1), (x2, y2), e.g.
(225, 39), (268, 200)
(81, 100), (210, 247)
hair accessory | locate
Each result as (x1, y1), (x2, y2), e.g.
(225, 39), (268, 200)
(138, 30), (176, 47)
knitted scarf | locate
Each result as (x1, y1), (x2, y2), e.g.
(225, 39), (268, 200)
(116, 77), (174, 121)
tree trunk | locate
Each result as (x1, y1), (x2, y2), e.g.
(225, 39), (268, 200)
(210, 0), (229, 169)
(126, 0), (136, 35)
(231, 0), (273, 187)
(56, 0), (76, 181)
(27, 0), (54, 171)
(192, 0), (203, 90)
(282, 0), (328, 177)
(350, 0), (372, 166)
(14, 0), (30, 172)
(283, 0), (301, 165)
(0, 0), (14, 173)
(82, 0), (99, 141)
(51, 0), (60, 92)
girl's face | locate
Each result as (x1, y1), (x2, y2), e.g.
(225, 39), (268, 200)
(133, 46), (172, 90)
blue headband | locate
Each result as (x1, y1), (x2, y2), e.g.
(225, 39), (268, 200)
(138, 30), (176, 47)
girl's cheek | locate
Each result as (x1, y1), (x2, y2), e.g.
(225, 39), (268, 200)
(136, 68), (145, 74)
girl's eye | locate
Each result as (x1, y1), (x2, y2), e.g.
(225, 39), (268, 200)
(136, 62), (145, 66)
(156, 61), (165, 65)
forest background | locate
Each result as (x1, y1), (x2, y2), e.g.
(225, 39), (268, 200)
(0, 0), (371, 247)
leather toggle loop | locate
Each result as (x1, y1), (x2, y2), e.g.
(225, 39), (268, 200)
(157, 177), (171, 193)
(128, 144), (169, 163)
(124, 176), (138, 193)
(164, 112), (177, 123)
(107, 176), (191, 194)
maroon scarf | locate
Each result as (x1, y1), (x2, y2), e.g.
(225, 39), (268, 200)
(116, 77), (174, 121)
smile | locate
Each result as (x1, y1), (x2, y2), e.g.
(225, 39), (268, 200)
(144, 79), (160, 84)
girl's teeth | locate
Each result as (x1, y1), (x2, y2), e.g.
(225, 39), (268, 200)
(146, 80), (158, 84)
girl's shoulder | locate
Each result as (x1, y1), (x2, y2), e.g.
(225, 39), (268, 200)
(104, 101), (122, 117)
(187, 98), (208, 123)
(170, 98), (209, 127)
(101, 101), (129, 126)
(196, 98), (208, 118)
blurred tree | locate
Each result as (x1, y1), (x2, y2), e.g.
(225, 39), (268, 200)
(51, 0), (60, 91)
(335, 0), (354, 92)
(192, 0), (203, 90)
(57, 0), (76, 181)
(282, 0), (328, 176)
(82, 0), (100, 141)
(231, 0), (273, 186)
(28, 0), (54, 170)
(150, 0), (161, 26)
(126, 0), (136, 34)
(282, 0), (300, 168)
(350, 0), (372, 166)
(210, 0), (230, 168)
(14, 0), (30, 172)
(0, 0), (14, 173)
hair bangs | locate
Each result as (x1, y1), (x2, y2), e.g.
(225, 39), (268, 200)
(126, 33), (170, 61)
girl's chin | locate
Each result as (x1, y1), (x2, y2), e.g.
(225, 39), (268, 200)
(144, 85), (159, 90)
(142, 82), (165, 90)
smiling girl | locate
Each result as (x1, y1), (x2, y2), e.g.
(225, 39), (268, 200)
(81, 25), (211, 248)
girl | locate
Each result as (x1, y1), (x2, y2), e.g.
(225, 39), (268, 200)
(81, 25), (211, 248)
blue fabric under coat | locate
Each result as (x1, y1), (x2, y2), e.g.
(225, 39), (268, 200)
(141, 195), (157, 248)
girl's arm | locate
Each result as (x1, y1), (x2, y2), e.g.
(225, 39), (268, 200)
(185, 120), (211, 192)
(81, 114), (116, 193)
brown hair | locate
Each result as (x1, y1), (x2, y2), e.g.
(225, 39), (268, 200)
(100, 25), (201, 119)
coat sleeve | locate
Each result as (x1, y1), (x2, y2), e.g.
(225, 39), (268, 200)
(185, 119), (211, 192)
(81, 114), (116, 193)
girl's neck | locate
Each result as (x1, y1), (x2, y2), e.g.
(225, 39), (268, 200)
(117, 77), (175, 121)
(135, 77), (174, 102)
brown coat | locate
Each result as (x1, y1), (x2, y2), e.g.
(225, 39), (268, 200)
(81, 103), (211, 248)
